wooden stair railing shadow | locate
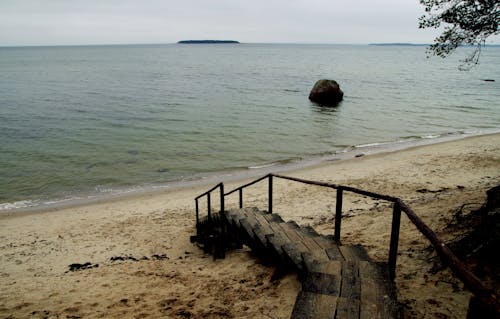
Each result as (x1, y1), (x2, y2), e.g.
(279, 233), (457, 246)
(191, 174), (500, 318)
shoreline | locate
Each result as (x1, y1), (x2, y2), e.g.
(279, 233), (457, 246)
(1, 132), (499, 318)
(1, 130), (498, 216)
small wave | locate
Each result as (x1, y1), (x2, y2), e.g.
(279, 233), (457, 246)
(352, 130), (479, 152)
(354, 141), (393, 148)
(248, 157), (303, 170)
(0, 195), (91, 212)
(248, 162), (279, 169)
(421, 134), (441, 139)
(0, 200), (36, 210)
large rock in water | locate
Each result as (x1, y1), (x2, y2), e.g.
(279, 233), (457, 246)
(308, 79), (344, 105)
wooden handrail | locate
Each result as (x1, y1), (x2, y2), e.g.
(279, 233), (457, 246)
(224, 174), (271, 196)
(195, 173), (500, 314)
(272, 173), (399, 202)
(195, 182), (223, 200)
(397, 199), (500, 314)
(194, 182), (224, 237)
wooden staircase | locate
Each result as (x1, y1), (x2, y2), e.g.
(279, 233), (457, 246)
(193, 174), (500, 318)
(223, 207), (401, 318)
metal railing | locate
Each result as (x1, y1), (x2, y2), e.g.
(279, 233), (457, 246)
(194, 173), (499, 314)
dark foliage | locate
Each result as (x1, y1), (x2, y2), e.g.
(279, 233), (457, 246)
(419, 0), (500, 69)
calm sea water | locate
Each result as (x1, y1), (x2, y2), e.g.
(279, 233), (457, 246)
(1, 44), (499, 209)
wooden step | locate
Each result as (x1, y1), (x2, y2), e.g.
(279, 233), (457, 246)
(339, 244), (371, 262)
(259, 211), (285, 224)
(291, 291), (338, 319)
(337, 260), (361, 318)
(220, 209), (400, 318)
(359, 261), (401, 319)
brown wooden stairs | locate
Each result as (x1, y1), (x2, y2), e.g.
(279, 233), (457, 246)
(195, 207), (402, 318)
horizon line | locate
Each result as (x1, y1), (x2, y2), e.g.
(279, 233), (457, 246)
(1, 41), (500, 48)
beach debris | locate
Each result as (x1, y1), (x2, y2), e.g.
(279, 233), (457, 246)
(67, 254), (169, 272)
(110, 254), (169, 263)
(157, 168), (170, 173)
(68, 262), (99, 272)
(152, 254), (169, 260)
(416, 187), (449, 193)
(110, 256), (139, 262)
(31, 310), (51, 317)
(308, 79), (344, 106)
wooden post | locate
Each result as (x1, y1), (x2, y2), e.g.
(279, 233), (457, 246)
(239, 188), (243, 209)
(220, 183), (225, 214)
(334, 187), (343, 242)
(195, 198), (199, 224)
(207, 192), (211, 223)
(268, 175), (273, 214)
(389, 201), (402, 281)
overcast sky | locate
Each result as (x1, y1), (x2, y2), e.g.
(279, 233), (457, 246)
(0, 0), (498, 46)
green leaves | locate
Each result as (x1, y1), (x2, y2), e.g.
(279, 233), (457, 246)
(419, 0), (499, 69)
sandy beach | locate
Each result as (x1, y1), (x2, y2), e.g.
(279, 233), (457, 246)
(1, 133), (499, 318)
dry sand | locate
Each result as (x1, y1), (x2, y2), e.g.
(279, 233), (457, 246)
(1, 133), (499, 318)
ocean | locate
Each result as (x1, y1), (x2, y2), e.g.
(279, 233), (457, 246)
(1, 43), (499, 210)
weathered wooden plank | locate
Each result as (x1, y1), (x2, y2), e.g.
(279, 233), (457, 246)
(302, 271), (341, 296)
(300, 258), (342, 297)
(253, 212), (283, 235)
(302, 253), (342, 275)
(336, 297), (360, 319)
(240, 211), (259, 228)
(281, 242), (307, 275)
(286, 220), (301, 229)
(299, 237), (331, 262)
(311, 236), (340, 250)
(224, 209), (244, 224)
(242, 213), (276, 249)
(301, 225), (320, 237)
(325, 247), (345, 262)
(259, 233), (287, 262)
(336, 261), (361, 318)
(265, 232), (290, 263)
(236, 218), (258, 251)
(245, 206), (261, 213)
(301, 252), (317, 272)
(266, 221), (289, 241)
(295, 225), (333, 261)
(260, 212), (285, 223)
(283, 224), (332, 261)
(276, 222), (303, 242)
(252, 215), (274, 235)
(222, 209), (399, 318)
(359, 261), (400, 319)
(340, 244), (371, 262)
(252, 224), (274, 251)
(291, 291), (338, 319)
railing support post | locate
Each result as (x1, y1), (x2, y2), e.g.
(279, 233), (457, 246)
(268, 174), (273, 214)
(239, 188), (243, 209)
(389, 201), (402, 281)
(334, 187), (343, 242)
(207, 192), (211, 223)
(195, 198), (199, 231)
(220, 183), (225, 214)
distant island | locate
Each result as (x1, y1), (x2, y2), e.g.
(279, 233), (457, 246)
(177, 40), (240, 44)
(369, 43), (427, 46)
(369, 43), (500, 47)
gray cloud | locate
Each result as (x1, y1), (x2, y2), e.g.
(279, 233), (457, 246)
(2, 0), (496, 46)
